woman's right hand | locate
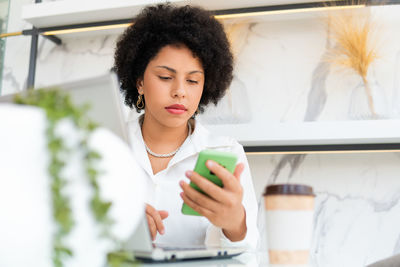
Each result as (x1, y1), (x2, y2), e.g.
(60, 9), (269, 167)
(145, 204), (169, 241)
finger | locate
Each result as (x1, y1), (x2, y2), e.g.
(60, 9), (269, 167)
(180, 180), (219, 211)
(145, 203), (156, 215)
(180, 191), (213, 218)
(233, 163), (245, 181)
(185, 171), (227, 203)
(146, 214), (157, 240)
(205, 160), (240, 191)
(146, 205), (165, 235)
(158, 210), (169, 220)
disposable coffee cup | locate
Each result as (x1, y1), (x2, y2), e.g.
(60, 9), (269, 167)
(264, 184), (315, 265)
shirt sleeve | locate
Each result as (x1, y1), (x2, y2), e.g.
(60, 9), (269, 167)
(204, 143), (259, 250)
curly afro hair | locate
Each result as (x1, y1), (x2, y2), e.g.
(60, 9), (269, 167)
(113, 4), (233, 113)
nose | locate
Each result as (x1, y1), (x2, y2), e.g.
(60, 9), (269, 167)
(171, 78), (186, 98)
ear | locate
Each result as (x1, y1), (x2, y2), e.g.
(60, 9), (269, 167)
(136, 78), (144, 94)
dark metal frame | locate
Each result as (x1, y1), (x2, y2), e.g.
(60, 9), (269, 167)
(211, 0), (400, 16)
(26, 0), (41, 88)
(244, 143), (400, 153)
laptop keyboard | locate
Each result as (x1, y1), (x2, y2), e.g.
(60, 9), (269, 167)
(155, 244), (207, 251)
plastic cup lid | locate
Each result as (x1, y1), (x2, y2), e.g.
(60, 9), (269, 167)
(263, 183), (314, 196)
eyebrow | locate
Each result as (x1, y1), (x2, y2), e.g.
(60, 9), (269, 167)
(155, 65), (203, 75)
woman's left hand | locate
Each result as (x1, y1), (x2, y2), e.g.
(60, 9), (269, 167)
(180, 160), (247, 242)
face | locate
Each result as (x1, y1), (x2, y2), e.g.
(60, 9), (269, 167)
(137, 44), (205, 128)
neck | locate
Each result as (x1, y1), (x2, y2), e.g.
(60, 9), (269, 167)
(141, 115), (190, 154)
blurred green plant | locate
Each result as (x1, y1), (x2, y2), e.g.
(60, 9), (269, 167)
(107, 251), (139, 267)
(14, 89), (118, 267)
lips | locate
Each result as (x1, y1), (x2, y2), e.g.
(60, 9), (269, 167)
(165, 104), (187, 115)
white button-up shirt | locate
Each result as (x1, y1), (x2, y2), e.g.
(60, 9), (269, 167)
(128, 117), (259, 249)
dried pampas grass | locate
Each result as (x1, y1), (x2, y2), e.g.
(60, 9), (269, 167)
(325, 1), (380, 116)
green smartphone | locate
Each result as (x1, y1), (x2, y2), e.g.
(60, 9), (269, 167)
(181, 149), (238, 216)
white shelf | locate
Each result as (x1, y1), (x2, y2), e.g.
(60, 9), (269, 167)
(21, 0), (329, 28)
(203, 120), (400, 146)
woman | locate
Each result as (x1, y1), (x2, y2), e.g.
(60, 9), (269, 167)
(114, 4), (258, 248)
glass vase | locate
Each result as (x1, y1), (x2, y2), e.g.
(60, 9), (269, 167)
(348, 74), (388, 120)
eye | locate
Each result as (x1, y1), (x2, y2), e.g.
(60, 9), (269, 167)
(187, 80), (198, 84)
(159, 76), (172, 80)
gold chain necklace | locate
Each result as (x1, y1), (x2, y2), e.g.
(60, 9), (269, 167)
(142, 121), (191, 158)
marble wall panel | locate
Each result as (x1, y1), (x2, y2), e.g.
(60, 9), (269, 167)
(1, 2), (400, 266)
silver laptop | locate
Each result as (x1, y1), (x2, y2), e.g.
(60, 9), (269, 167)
(0, 73), (246, 261)
(124, 214), (245, 262)
(0, 72), (130, 145)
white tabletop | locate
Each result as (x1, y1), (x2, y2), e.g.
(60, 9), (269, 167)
(129, 252), (311, 267)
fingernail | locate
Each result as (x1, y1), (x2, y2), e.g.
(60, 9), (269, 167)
(179, 180), (185, 187)
(206, 160), (214, 168)
(161, 229), (165, 235)
(180, 192), (184, 198)
(185, 170), (193, 177)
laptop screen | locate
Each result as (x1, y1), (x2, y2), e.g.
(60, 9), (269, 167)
(0, 72), (130, 145)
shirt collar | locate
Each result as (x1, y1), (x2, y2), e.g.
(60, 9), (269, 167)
(128, 115), (235, 177)
(128, 114), (154, 177)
